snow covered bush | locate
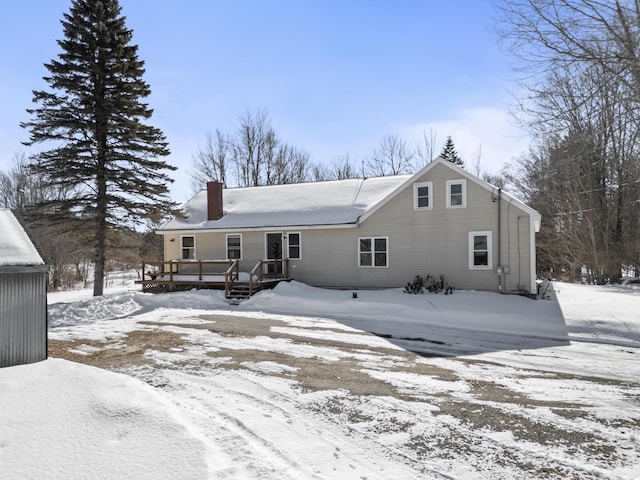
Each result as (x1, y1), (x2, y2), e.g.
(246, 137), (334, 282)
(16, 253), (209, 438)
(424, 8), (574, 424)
(404, 274), (454, 295)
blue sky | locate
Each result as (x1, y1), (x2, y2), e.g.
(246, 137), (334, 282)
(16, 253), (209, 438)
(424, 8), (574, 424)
(0, 0), (528, 201)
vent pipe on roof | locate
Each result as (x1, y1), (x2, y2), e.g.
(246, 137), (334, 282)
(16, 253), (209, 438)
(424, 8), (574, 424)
(207, 181), (223, 220)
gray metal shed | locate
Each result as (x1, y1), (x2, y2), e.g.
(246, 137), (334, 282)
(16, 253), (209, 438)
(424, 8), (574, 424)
(0, 209), (48, 368)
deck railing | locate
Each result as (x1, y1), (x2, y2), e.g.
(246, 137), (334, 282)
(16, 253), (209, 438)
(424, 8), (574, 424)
(140, 259), (239, 296)
(249, 259), (289, 296)
(138, 258), (288, 297)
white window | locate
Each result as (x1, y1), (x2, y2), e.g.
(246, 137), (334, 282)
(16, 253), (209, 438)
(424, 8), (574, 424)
(469, 231), (492, 270)
(446, 179), (467, 208)
(287, 232), (301, 260)
(226, 234), (242, 260)
(181, 236), (195, 260)
(413, 181), (433, 210)
(359, 237), (388, 268)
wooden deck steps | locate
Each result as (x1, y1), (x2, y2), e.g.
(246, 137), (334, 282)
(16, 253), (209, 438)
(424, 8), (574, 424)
(226, 282), (261, 300)
(226, 277), (291, 301)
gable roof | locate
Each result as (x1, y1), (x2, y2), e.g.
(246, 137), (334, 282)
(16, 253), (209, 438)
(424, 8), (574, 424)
(159, 175), (411, 232)
(160, 157), (541, 232)
(0, 209), (45, 266)
(359, 157), (542, 231)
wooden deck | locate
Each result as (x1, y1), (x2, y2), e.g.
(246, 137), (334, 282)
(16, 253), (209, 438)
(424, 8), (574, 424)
(135, 259), (290, 298)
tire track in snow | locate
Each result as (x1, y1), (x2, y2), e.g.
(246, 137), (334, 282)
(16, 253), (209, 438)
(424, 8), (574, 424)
(149, 367), (428, 480)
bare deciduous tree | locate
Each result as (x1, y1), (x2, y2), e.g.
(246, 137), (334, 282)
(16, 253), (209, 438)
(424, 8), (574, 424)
(0, 152), (62, 212)
(265, 143), (311, 185)
(495, 0), (640, 96)
(366, 134), (416, 176)
(190, 109), (311, 190)
(312, 154), (359, 181)
(415, 129), (439, 166)
(0, 153), (94, 289)
(233, 108), (274, 187)
(496, 0), (640, 282)
(189, 130), (230, 191)
(331, 154), (358, 180)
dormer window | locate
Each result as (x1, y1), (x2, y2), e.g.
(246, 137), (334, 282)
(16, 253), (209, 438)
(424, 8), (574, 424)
(413, 182), (433, 210)
(446, 179), (467, 208)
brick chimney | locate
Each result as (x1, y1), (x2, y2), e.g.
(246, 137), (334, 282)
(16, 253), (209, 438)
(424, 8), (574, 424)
(207, 181), (223, 220)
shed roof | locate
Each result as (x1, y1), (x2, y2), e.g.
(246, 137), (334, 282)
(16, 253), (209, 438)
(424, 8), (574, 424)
(0, 209), (45, 266)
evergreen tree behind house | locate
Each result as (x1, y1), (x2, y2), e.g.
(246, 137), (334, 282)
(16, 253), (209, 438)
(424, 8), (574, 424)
(440, 136), (464, 167)
(21, 0), (176, 296)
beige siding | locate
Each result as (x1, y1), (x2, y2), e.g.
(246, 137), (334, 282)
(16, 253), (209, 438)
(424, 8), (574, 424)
(162, 163), (537, 293)
(305, 162), (536, 293)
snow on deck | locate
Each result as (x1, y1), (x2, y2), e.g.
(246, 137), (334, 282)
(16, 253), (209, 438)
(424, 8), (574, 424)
(143, 272), (258, 283)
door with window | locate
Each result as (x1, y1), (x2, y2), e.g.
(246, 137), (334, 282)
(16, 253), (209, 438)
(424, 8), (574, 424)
(266, 233), (282, 275)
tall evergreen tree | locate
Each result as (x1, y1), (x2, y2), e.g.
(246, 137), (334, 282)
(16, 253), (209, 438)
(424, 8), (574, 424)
(440, 136), (464, 167)
(21, 0), (176, 296)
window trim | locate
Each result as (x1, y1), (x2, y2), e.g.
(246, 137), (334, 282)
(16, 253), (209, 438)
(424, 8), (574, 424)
(226, 233), (243, 260)
(469, 231), (492, 270)
(413, 181), (433, 210)
(180, 235), (196, 260)
(287, 232), (302, 260)
(446, 179), (467, 209)
(358, 236), (389, 268)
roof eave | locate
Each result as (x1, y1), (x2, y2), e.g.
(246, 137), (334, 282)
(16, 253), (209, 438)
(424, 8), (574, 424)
(157, 222), (358, 234)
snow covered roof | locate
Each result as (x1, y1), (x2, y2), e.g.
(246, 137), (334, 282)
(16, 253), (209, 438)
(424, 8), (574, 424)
(159, 158), (541, 233)
(0, 209), (45, 266)
(159, 175), (412, 231)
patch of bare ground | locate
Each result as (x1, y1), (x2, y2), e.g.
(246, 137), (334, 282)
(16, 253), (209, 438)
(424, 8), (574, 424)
(49, 329), (187, 368)
(433, 399), (617, 457)
(209, 348), (402, 397)
(193, 314), (410, 357)
(461, 357), (639, 389)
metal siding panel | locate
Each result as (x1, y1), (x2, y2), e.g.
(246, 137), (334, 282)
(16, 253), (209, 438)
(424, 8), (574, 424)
(0, 271), (47, 368)
(0, 277), (8, 366)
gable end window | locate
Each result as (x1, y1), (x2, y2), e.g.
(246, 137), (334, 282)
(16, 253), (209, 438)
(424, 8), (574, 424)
(226, 234), (242, 260)
(181, 236), (195, 260)
(287, 232), (301, 260)
(446, 179), (467, 208)
(413, 181), (433, 210)
(359, 237), (388, 268)
(469, 231), (492, 270)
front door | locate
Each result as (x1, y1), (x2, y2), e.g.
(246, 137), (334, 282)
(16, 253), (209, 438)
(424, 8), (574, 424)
(266, 233), (282, 275)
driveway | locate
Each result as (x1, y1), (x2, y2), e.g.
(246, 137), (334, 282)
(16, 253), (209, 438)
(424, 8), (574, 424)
(49, 311), (639, 479)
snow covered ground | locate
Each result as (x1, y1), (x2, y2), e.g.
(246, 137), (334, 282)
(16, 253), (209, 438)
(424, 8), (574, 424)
(1, 279), (639, 479)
